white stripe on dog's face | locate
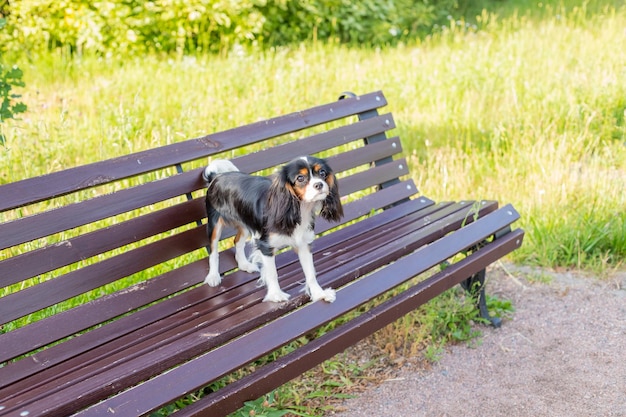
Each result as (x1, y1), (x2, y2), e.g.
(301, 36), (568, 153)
(303, 177), (328, 202)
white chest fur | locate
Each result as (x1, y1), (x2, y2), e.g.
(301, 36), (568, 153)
(268, 201), (318, 250)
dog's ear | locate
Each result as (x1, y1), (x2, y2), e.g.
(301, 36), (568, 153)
(266, 170), (301, 235)
(320, 172), (343, 222)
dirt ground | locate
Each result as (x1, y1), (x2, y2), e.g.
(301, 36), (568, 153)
(331, 263), (626, 417)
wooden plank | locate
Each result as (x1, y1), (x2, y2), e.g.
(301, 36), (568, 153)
(70, 206), (522, 417)
(0, 202), (509, 415)
(177, 230), (526, 417)
(0, 198), (206, 287)
(0, 170), (203, 250)
(0, 226), (207, 325)
(0, 113), (395, 251)
(326, 136), (403, 173)
(0, 197), (434, 391)
(0, 91), (387, 212)
(333, 158), (408, 197)
(227, 113), (396, 174)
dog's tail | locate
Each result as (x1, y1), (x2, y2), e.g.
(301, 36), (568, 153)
(202, 159), (239, 184)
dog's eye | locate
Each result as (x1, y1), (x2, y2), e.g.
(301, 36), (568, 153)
(296, 174), (306, 183)
(318, 169), (327, 179)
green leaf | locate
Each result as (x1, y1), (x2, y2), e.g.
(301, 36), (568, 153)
(12, 102), (27, 114)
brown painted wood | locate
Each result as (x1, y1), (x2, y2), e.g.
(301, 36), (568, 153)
(0, 90), (523, 417)
(71, 207), (522, 417)
(0, 195), (432, 387)
(0, 91), (387, 212)
(0, 202), (512, 415)
(0, 198), (206, 287)
(177, 230), (525, 417)
(0, 113), (394, 251)
(0, 181), (422, 370)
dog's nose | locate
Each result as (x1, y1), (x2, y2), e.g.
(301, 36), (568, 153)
(314, 182), (324, 191)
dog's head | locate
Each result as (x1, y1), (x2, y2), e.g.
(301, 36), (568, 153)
(267, 156), (343, 233)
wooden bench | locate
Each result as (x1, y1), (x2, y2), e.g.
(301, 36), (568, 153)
(0, 91), (524, 416)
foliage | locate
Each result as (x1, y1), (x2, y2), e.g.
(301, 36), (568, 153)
(150, 390), (309, 417)
(256, 0), (463, 46)
(0, 0), (467, 56)
(232, 392), (309, 417)
(0, 17), (27, 146)
(1, 0), (265, 55)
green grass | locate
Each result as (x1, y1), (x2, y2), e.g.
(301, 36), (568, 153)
(3, 0), (624, 271)
(1, 0), (625, 414)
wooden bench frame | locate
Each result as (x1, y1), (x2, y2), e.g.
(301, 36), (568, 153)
(0, 91), (524, 416)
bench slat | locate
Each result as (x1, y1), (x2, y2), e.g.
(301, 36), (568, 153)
(0, 180), (421, 364)
(228, 113), (396, 174)
(0, 202), (510, 415)
(70, 206), (521, 417)
(0, 170), (202, 251)
(0, 226), (207, 325)
(326, 136), (402, 173)
(0, 136), (403, 286)
(178, 229), (526, 417)
(0, 198), (206, 287)
(0, 91), (388, 212)
(0, 113), (394, 251)
(0, 163), (413, 328)
(338, 157), (408, 196)
(0, 196), (437, 396)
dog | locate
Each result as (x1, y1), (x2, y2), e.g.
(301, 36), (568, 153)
(202, 156), (343, 303)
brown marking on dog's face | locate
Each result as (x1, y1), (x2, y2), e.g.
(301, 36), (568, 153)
(311, 161), (334, 188)
(325, 171), (335, 188)
(290, 167), (310, 200)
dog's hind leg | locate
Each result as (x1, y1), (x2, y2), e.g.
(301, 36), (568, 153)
(204, 214), (224, 287)
(234, 227), (259, 273)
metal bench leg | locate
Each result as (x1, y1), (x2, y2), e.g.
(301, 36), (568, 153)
(461, 269), (502, 328)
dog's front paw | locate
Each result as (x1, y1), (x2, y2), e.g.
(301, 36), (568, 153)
(204, 271), (222, 287)
(263, 289), (290, 303)
(310, 287), (336, 303)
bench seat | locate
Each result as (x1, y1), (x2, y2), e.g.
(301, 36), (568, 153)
(0, 91), (523, 416)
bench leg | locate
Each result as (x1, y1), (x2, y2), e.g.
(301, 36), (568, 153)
(461, 269), (502, 328)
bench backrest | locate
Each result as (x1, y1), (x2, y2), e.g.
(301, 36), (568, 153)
(0, 91), (415, 364)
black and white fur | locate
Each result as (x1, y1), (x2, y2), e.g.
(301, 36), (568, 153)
(202, 156), (343, 303)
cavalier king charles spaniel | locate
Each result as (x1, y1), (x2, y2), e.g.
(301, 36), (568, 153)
(202, 156), (343, 303)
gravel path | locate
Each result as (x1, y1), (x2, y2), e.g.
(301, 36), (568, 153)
(332, 264), (626, 417)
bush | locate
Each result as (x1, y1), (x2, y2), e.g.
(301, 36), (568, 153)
(1, 0), (265, 55)
(256, 0), (444, 46)
(0, 17), (27, 146)
(0, 0), (467, 56)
